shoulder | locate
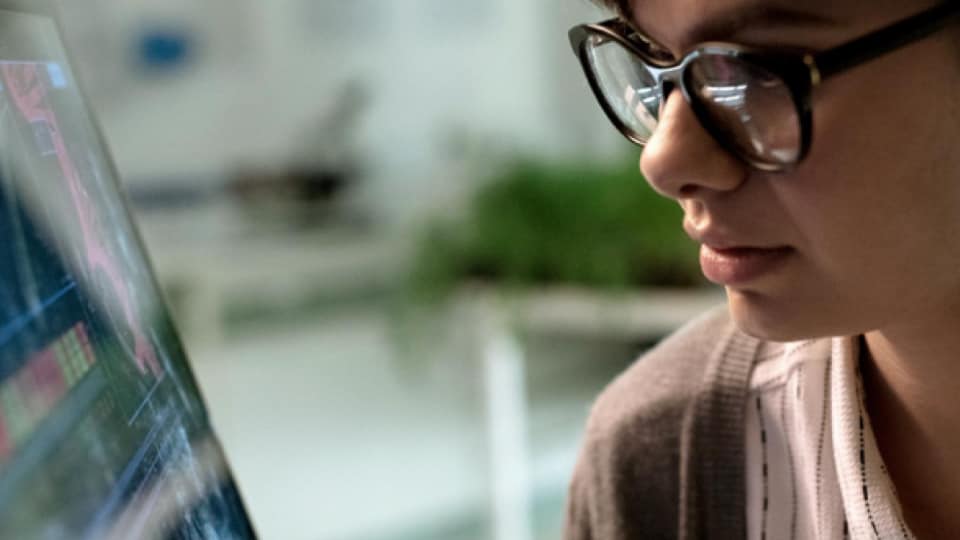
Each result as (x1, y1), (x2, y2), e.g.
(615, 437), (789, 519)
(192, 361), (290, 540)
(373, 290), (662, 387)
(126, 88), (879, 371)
(585, 303), (739, 443)
(564, 304), (750, 539)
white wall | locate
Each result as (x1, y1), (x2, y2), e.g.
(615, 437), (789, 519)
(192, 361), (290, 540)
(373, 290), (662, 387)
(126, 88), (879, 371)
(63, 0), (624, 224)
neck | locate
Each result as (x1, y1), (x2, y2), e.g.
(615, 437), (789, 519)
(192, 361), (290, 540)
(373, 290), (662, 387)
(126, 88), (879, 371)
(862, 323), (960, 538)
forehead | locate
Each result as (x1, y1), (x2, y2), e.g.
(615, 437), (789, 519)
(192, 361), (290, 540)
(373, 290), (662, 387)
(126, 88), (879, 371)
(627, 0), (928, 49)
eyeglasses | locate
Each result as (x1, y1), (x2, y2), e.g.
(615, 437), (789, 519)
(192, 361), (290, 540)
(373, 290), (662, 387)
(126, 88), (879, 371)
(569, 3), (960, 172)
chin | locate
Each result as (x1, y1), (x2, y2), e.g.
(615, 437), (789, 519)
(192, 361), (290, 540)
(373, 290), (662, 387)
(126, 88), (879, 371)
(725, 288), (839, 343)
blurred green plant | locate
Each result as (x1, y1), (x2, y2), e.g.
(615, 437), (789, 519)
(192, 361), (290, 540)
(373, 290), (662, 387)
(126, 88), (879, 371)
(408, 157), (705, 301)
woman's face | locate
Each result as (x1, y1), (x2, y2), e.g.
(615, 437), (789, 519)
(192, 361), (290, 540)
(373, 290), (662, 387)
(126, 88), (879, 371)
(634, 0), (960, 341)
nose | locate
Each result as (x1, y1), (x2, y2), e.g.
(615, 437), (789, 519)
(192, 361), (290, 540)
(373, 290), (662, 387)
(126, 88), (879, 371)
(640, 89), (748, 200)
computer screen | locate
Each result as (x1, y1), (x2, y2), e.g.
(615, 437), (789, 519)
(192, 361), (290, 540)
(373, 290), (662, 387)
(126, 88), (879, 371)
(0, 4), (256, 539)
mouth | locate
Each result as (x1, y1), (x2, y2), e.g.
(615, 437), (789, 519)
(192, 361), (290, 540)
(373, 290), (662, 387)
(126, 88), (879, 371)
(699, 244), (794, 286)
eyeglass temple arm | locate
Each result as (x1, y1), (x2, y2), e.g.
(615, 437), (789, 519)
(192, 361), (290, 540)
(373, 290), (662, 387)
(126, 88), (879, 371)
(814, 2), (960, 80)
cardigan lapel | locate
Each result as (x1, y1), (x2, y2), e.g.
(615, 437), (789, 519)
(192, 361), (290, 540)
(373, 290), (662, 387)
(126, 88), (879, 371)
(679, 326), (761, 539)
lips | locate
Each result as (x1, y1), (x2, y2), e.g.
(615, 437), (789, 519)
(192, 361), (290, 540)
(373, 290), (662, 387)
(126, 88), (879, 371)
(683, 216), (794, 285)
(699, 244), (794, 285)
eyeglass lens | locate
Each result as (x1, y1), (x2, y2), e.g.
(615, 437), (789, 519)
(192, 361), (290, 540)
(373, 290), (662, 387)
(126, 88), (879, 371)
(686, 55), (801, 165)
(585, 37), (661, 140)
(584, 37), (803, 166)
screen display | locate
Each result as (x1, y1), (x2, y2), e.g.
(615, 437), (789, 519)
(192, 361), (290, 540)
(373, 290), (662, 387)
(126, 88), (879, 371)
(0, 9), (256, 539)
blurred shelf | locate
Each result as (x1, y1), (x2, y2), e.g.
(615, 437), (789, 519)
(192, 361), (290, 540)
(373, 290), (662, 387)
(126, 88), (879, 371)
(134, 204), (404, 344)
(458, 284), (725, 341)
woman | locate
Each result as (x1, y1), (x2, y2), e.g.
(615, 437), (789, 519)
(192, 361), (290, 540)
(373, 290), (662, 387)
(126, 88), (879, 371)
(564, 1), (960, 538)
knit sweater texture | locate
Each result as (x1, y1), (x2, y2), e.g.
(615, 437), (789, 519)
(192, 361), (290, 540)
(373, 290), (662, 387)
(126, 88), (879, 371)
(563, 305), (760, 539)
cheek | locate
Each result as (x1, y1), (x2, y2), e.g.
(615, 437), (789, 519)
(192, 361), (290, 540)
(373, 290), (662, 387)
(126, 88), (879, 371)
(768, 55), (960, 314)
(786, 153), (946, 294)
(726, 39), (960, 338)
(789, 53), (959, 263)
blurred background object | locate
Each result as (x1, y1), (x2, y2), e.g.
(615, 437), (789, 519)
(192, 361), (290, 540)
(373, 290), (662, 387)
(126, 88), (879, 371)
(55, 0), (724, 539)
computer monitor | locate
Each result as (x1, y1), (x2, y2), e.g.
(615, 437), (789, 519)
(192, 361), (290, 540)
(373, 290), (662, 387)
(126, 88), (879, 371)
(0, 2), (257, 538)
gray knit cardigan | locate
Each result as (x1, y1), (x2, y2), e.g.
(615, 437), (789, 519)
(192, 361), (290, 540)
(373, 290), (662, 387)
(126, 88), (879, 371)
(563, 305), (761, 539)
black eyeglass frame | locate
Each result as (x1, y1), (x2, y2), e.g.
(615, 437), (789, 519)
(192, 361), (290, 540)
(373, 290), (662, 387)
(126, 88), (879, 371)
(569, 3), (960, 172)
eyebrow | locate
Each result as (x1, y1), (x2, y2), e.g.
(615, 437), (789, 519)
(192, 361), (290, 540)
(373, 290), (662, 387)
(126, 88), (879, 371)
(639, 3), (846, 49)
(594, 0), (631, 18)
